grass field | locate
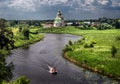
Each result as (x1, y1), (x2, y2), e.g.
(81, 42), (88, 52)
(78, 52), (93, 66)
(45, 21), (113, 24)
(39, 26), (120, 80)
(12, 27), (44, 48)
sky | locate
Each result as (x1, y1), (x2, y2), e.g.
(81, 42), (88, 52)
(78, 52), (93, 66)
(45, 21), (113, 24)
(0, 0), (120, 20)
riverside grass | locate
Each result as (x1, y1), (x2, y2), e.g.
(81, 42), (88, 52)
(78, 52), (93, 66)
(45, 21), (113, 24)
(12, 27), (44, 48)
(39, 26), (120, 80)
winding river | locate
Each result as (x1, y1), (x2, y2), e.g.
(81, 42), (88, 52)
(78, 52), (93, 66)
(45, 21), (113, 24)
(7, 34), (120, 84)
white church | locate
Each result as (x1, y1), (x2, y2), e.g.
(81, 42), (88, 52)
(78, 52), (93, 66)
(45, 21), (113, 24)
(43, 10), (65, 28)
(53, 10), (65, 27)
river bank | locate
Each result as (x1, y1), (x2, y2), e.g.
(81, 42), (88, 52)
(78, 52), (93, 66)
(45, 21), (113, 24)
(0, 28), (44, 55)
(63, 53), (120, 81)
(13, 28), (44, 48)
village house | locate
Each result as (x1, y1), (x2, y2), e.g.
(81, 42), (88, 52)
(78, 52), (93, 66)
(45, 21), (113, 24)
(43, 22), (53, 28)
(91, 22), (100, 27)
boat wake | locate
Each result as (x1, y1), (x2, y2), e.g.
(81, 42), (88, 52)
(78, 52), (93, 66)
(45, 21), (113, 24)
(29, 56), (58, 74)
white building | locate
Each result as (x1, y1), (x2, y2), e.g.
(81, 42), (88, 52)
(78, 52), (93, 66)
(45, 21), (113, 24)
(53, 10), (65, 27)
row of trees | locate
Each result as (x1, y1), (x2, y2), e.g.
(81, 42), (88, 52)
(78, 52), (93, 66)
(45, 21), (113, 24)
(97, 17), (120, 29)
(0, 18), (29, 84)
(80, 17), (120, 28)
(7, 20), (42, 27)
(74, 18), (120, 30)
(0, 19), (14, 50)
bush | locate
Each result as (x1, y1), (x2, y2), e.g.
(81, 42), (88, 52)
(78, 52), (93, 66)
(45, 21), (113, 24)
(116, 36), (120, 41)
(22, 28), (29, 40)
(97, 23), (113, 30)
(84, 43), (94, 48)
(19, 26), (22, 32)
(77, 40), (81, 44)
(13, 76), (30, 84)
(82, 37), (85, 40)
(84, 43), (89, 48)
(78, 25), (95, 30)
(63, 47), (73, 52)
(68, 40), (73, 46)
(2, 76), (30, 84)
(111, 45), (117, 58)
(91, 41), (96, 44)
(89, 43), (94, 47)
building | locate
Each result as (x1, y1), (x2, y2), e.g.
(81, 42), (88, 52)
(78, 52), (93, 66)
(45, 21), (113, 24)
(91, 22), (100, 27)
(66, 22), (79, 26)
(43, 22), (53, 28)
(53, 10), (65, 27)
(83, 21), (91, 25)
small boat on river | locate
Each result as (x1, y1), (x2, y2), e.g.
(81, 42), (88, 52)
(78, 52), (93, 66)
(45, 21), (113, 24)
(47, 65), (57, 74)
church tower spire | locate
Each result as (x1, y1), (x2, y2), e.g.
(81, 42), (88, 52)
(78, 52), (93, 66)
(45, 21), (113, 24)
(54, 10), (64, 27)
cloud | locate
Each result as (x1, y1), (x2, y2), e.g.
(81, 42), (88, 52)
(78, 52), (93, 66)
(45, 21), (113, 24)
(97, 0), (110, 5)
(0, 0), (120, 20)
(1, 0), (96, 12)
(111, 0), (120, 7)
(4, 0), (71, 12)
(1, 0), (119, 12)
(7, 0), (37, 12)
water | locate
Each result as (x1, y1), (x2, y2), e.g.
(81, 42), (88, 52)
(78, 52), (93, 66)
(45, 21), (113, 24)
(7, 34), (120, 84)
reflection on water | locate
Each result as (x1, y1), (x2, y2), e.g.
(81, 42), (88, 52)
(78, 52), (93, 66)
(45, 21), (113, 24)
(7, 34), (120, 84)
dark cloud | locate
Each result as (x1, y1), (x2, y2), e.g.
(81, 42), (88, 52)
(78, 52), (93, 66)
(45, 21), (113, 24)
(0, 0), (120, 20)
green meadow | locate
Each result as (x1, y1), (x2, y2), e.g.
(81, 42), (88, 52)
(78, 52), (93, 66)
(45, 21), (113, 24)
(0, 27), (44, 55)
(39, 26), (120, 80)
(12, 27), (44, 48)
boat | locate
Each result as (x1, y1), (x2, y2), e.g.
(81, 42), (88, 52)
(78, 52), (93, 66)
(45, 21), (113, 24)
(47, 65), (57, 74)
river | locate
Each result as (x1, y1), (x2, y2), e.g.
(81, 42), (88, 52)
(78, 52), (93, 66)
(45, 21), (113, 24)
(7, 34), (120, 84)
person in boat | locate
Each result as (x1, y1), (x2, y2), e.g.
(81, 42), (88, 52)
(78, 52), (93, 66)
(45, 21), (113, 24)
(48, 65), (57, 74)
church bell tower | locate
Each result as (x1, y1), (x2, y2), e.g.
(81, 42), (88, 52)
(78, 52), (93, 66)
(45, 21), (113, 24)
(54, 10), (64, 27)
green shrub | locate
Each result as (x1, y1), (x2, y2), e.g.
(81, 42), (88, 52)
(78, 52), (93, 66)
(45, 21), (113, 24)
(111, 45), (117, 58)
(97, 23), (113, 30)
(77, 40), (81, 44)
(66, 44), (69, 47)
(84, 43), (94, 48)
(19, 26), (22, 32)
(68, 40), (73, 46)
(89, 43), (94, 47)
(1, 76), (30, 84)
(13, 76), (30, 84)
(116, 36), (120, 41)
(22, 28), (29, 40)
(91, 41), (96, 44)
(84, 43), (89, 48)
(63, 47), (73, 52)
(0, 49), (9, 56)
(82, 37), (85, 40)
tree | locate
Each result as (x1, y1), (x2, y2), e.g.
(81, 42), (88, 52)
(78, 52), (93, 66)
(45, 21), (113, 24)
(111, 45), (117, 58)
(116, 19), (120, 28)
(22, 28), (30, 40)
(97, 23), (113, 30)
(0, 18), (6, 31)
(0, 50), (14, 83)
(19, 26), (22, 32)
(0, 19), (14, 50)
